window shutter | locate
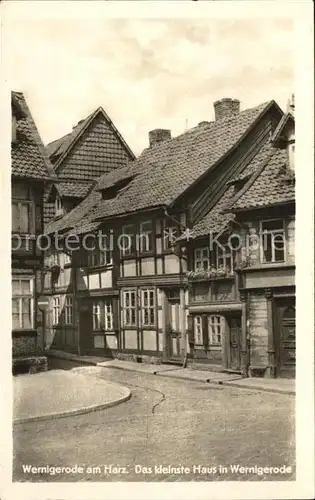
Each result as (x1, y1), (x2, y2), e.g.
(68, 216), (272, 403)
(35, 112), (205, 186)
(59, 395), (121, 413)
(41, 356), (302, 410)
(202, 314), (209, 347)
(187, 314), (194, 345)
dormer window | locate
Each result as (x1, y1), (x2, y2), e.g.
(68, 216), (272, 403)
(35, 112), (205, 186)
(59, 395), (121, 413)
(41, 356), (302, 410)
(288, 143), (295, 171)
(55, 195), (63, 217)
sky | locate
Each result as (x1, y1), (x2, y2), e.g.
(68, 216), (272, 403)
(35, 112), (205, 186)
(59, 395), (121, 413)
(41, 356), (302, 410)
(5, 17), (294, 155)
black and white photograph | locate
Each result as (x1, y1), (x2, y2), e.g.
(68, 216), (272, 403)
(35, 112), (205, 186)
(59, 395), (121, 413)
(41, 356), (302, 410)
(0, 1), (314, 499)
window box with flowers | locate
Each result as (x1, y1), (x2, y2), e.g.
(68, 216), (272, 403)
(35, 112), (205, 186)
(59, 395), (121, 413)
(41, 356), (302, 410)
(186, 266), (234, 282)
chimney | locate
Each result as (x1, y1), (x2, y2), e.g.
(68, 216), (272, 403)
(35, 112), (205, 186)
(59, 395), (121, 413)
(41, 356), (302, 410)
(149, 129), (171, 147)
(213, 98), (240, 121)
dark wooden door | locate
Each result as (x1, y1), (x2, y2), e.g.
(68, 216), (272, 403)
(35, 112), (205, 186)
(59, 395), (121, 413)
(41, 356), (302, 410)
(279, 304), (296, 373)
(79, 299), (93, 353)
(169, 299), (181, 359)
(228, 316), (241, 371)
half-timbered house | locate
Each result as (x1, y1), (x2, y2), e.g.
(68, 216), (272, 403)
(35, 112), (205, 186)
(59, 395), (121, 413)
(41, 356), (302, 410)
(42, 106), (135, 352)
(11, 91), (55, 361)
(184, 97), (295, 378)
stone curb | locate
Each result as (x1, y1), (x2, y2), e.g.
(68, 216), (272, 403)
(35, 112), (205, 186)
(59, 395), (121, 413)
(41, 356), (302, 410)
(13, 386), (131, 425)
(220, 380), (295, 396)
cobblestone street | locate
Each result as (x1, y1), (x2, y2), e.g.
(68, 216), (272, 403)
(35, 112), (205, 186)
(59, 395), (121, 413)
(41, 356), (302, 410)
(13, 365), (295, 482)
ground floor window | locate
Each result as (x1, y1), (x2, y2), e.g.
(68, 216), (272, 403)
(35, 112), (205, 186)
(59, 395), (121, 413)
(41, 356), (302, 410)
(122, 290), (137, 326)
(92, 299), (113, 331)
(64, 296), (73, 325)
(193, 314), (224, 346)
(12, 276), (34, 329)
(141, 288), (156, 326)
(194, 316), (203, 344)
(208, 315), (224, 345)
(53, 296), (61, 325)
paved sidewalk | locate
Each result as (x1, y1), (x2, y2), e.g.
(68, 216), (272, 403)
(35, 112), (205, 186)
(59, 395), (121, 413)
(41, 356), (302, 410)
(13, 369), (131, 424)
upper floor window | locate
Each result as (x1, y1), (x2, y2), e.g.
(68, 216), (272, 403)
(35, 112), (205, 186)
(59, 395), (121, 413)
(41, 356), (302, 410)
(140, 289), (155, 326)
(122, 290), (137, 326)
(55, 195), (63, 217)
(163, 224), (178, 250)
(12, 277), (34, 330)
(139, 221), (153, 253)
(195, 247), (209, 270)
(12, 185), (33, 234)
(87, 248), (112, 268)
(260, 219), (285, 264)
(216, 242), (233, 273)
(120, 224), (136, 257)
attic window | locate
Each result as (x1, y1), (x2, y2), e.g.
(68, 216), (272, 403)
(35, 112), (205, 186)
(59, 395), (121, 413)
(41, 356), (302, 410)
(101, 176), (135, 200)
(233, 179), (247, 192)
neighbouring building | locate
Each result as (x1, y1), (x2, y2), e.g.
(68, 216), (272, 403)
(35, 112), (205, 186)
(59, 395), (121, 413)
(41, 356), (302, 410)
(11, 91), (55, 367)
(43, 96), (295, 378)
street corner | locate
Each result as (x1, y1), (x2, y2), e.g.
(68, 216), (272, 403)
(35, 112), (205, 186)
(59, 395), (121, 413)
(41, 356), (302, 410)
(13, 369), (131, 425)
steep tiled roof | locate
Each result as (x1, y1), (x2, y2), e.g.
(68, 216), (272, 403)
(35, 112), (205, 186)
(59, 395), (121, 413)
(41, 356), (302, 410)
(45, 113), (93, 160)
(189, 186), (236, 239)
(271, 112), (294, 144)
(45, 107), (136, 176)
(11, 91), (55, 181)
(185, 142), (294, 239)
(227, 141), (272, 184)
(229, 148), (295, 211)
(45, 100), (278, 235)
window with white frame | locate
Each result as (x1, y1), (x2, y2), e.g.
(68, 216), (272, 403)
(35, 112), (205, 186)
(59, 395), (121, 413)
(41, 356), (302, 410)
(87, 248), (112, 267)
(208, 315), (223, 345)
(120, 225), (135, 256)
(104, 300), (113, 330)
(139, 221), (153, 253)
(163, 224), (178, 250)
(194, 315), (203, 344)
(260, 220), (285, 263)
(55, 195), (63, 217)
(11, 185), (33, 233)
(53, 296), (61, 325)
(92, 301), (102, 330)
(92, 299), (113, 331)
(195, 247), (209, 270)
(216, 242), (233, 273)
(65, 296), (73, 325)
(141, 289), (155, 326)
(123, 290), (137, 326)
(12, 277), (34, 329)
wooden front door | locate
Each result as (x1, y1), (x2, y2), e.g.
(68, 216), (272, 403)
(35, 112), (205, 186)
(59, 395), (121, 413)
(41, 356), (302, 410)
(169, 299), (181, 359)
(79, 299), (93, 353)
(227, 316), (241, 371)
(276, 300), (296, 375)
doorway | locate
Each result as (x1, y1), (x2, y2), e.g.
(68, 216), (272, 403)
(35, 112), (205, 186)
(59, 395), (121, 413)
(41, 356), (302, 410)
(275, 298), (296, 376)
(227, 316), (241, 371)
